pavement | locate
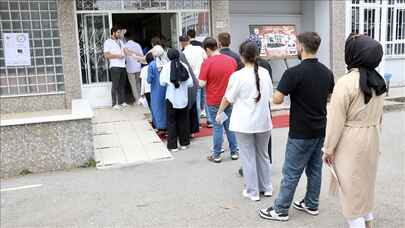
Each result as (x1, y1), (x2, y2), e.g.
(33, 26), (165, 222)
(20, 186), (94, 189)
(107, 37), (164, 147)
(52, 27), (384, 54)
(1, 111), (404, 228)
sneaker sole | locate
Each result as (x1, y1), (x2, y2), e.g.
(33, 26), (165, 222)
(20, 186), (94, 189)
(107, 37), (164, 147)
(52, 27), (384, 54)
(258, 210), (289, 221)
(293, 203), (319, 216)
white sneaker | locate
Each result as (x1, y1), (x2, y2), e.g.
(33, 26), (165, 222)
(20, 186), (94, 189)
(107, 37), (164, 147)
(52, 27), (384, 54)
(180, 146), (188, 150)
(113, 105), (122, 110)
(121, 102), (129, 108)
(169, 148), (178, 152)
(242, 189), (260, 201)
(263, 191), (273, 197)
(200, 110), (206, 118)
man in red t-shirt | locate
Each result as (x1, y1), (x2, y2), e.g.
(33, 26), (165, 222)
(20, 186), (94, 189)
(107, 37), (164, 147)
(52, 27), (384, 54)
(199, 37), (239, 163)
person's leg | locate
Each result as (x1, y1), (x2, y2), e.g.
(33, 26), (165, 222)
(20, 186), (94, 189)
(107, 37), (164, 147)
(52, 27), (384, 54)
(364, 213), (374, 228)
(303, 137), (325, 209)
(347, 217), (366, 228)
(268, 134), (272, 164)
(255, 131), (272, 193)
(110, 68), (120, 106)
(189, 103), (199, 134)
(196, 88), (201, 120)
(207, 105), (223, 157)
(145, 93), (151, 109)
(134, 72), (142, 102)
(223, 106), (238, 154)
(177, 106), (190, 146)
(273, 138), (313, 215)
(165, 100), (178, 150)
(236, 132), (259, 197)
(118, 69), (127, 105)
(127, 73), (138, 102)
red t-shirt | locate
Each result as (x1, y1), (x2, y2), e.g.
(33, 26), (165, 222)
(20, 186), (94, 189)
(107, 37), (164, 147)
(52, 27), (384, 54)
(199, 54), (237, 105)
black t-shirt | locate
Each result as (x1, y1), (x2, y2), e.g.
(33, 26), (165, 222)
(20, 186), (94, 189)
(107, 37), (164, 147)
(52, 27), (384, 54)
(190, 40), (203, 47)
(257, 58), (273, 80)
(277, 58), (335, 139)
(220, 48), (243, 70)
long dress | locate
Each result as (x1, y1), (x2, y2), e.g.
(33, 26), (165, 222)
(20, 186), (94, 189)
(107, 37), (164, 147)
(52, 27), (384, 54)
(147, 60), (167, 130)
(323, 68), (384, 219)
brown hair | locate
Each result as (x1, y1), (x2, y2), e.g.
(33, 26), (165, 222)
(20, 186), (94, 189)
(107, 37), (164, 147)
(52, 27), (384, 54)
(297, 32), (321, 54)
(239, 41), (261, 102)
(218, 32), (231, 47)
(202, 37), (218, 51)
(151, 36), (161, 46)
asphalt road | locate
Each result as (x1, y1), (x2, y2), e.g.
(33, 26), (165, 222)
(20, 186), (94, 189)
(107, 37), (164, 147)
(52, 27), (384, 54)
(1, 111), (404, 228)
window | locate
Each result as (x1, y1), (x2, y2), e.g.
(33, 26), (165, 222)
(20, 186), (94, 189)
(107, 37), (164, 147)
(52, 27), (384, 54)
(76, 0), (209, 11)
(0, 0), (64, 97)
(349, 0), (405, 57)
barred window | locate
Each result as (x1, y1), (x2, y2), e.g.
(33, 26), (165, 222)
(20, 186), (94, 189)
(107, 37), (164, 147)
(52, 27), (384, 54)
(0, 0), (64, 97)
(350, 0), (405, 57)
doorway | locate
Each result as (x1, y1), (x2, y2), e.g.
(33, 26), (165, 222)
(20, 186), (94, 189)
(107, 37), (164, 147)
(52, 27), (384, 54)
(79, 13), (178, 108)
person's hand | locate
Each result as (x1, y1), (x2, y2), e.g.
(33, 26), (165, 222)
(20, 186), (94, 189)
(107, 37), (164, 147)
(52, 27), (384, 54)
(322, 153), (335, 165)
(215, 113), (222, 124)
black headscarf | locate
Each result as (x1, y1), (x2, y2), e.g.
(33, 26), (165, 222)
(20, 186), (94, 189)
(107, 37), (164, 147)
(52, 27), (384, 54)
(167, 48), (189, 88)
(345, 34), (387, 104)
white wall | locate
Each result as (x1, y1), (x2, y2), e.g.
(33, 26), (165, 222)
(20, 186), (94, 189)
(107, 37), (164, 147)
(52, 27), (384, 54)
(385, 58), (405, 87)
(229, 0), (331, 83)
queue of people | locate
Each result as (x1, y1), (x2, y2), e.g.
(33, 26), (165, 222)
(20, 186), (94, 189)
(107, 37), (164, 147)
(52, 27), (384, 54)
(104, 26), (386, 228)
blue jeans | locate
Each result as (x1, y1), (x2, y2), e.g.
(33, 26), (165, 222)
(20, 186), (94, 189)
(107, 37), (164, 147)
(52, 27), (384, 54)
(196, 88), (202, 119)
(206, 105), (238, 156)
(274, 137), (324, 214)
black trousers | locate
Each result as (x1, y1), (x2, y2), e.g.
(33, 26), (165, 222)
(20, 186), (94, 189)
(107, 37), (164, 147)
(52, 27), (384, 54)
(166, 100), (190, 150)
(189, 102), (200, 134)
(110, 67), (126, 106)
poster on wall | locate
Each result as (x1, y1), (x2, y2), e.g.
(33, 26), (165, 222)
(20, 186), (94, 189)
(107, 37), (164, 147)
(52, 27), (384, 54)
(3, 33), (31, 66)
(248, 24), (297, 60)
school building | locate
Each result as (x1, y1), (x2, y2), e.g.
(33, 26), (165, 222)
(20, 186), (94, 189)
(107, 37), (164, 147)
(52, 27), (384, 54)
(1, 0), (404, 177)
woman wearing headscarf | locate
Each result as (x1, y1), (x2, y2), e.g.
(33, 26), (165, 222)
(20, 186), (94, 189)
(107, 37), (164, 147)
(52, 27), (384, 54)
(323, 34), (387, 228)
(160, 48), (193, 152)
(147, 45), (169, 132)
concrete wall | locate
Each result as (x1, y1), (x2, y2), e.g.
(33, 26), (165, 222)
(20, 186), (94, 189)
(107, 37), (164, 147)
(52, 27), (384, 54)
(210, 0), (231, 37)
(330, 0), (346, 79)
(229, 0), (333, 83)
(0, 119), (94, 178)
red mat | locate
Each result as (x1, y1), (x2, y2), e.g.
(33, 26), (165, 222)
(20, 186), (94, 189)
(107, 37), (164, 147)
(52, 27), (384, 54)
(192, 114), (289, 139)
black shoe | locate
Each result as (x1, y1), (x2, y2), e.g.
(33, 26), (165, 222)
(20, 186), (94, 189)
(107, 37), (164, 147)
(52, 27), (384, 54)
(293, 200), (319, 216)
(258, 207), (289, 222)
(238, 167), (243, 177)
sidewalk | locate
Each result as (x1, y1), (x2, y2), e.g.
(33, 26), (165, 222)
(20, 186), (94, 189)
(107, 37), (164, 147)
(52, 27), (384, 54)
(1, 111), (404, 227)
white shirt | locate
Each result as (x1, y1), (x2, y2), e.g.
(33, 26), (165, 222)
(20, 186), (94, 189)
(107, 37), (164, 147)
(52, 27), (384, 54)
(103, 38), (126, 68)
(140, 65), (151, 95)
(225, 67), (274, 133)
(183, 44), (206, 77)
(125, 40), (143, 73)
(160, 61), (193, 109)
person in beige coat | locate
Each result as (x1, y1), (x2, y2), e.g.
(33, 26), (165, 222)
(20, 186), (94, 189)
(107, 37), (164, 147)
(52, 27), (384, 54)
(323, 34), (387, 228)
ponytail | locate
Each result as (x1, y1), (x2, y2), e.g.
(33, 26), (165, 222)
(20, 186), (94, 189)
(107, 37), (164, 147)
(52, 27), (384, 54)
(254, 59), (261, 103)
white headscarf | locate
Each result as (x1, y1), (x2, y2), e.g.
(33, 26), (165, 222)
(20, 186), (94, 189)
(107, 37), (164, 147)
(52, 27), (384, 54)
(150, 45), (168, 72)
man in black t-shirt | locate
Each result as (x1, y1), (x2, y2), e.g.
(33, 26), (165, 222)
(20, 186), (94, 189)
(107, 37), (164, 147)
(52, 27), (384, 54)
(259, 32), (335, 222)
(218, 32), (243, 70)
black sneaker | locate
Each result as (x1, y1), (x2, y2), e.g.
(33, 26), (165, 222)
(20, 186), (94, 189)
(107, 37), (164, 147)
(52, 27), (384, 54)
(259, 207), (289, 221)
(293, 200), (319, 216)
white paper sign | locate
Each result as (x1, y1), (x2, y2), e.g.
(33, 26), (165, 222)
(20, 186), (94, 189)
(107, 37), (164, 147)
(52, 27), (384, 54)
(3, 33), (31, 66)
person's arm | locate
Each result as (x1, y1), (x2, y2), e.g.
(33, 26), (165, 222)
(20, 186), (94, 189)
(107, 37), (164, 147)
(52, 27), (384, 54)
(273, 90), (285, 105)
(215, 97), (231, 123)
(198, 60), (208, 88)
(104, 40), (124, 60)
(273, 70), (295, 104)
(215, 74), (238, 123)
(322, 79), (351, 164)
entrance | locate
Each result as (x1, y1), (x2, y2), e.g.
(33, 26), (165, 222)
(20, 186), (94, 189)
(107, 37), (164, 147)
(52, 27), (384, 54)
(78, 13), (178, 108)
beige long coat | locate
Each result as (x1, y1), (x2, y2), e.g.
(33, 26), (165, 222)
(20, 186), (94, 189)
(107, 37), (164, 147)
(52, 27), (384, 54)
(323, 68), (384, 219)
